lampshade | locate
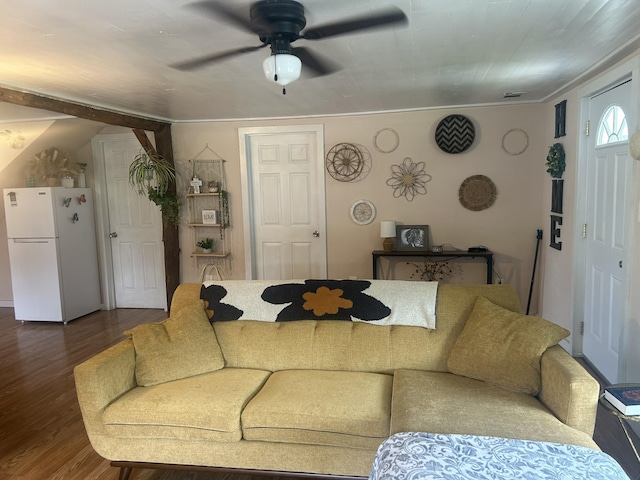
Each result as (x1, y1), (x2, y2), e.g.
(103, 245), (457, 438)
(380, 220), (396, 238)
(263, 54), (302, 86)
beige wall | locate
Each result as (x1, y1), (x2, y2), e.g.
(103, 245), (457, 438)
(172, 103), (547, 308)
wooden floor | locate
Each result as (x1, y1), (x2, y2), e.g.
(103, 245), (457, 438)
(0, 307), (638, 480)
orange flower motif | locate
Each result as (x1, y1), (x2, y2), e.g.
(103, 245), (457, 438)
(302, 287), (353, 316)
(203, 300), (214, 319)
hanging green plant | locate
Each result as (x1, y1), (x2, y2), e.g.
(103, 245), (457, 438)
(546, 143), (566, 178)
(217, 190), (230, 244)
(147, 187), (181, 227)
(129, 151), (177, 195)
(129, 150), (181, 226)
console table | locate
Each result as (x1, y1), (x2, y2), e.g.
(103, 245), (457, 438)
(372, 250), (494, 284)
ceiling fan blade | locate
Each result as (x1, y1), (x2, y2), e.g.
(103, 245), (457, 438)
(170, 44), (267, 71)
(292, 47), (341, 77)
(185, 1), (259, 34)
(302, 6), (407, 40)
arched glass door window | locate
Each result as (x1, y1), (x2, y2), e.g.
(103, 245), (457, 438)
(597, 105), (628, 146)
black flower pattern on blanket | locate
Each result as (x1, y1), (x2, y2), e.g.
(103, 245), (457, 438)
(199, 284), (243, 321)
(262, 279), (391, 321)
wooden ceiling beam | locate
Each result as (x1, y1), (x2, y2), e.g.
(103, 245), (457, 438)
(0, 86), (169, 131)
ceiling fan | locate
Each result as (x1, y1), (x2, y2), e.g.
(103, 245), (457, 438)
(171, 0), (408, 93)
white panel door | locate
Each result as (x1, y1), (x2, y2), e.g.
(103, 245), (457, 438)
(241, 126), (327, 280)
(582, 80), (632, 383)
(103, 139), (167, 308)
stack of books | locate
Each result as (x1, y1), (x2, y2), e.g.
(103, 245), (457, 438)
(603, 385), (640, 416)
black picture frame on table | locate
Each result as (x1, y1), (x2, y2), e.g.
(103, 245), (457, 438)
(395, 225), (430, 251)
(555, 100), (567, 138)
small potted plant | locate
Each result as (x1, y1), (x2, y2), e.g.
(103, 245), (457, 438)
(197, 238), (214, 254)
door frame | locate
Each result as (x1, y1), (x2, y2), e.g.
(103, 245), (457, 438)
(238, 124), (326, 280)
(574, 57), (639, 380)
(91, 132), (167, 310)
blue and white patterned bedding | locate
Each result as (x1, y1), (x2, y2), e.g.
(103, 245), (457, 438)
(369, 432), (629, 480)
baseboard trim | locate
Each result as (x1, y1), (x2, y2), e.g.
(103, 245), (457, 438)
(0, 301), (14, 308)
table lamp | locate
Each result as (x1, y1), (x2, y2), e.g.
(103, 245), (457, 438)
(380, 220), (396, 253)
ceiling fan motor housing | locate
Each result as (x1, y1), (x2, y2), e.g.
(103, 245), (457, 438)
(251, 0), (307, 52)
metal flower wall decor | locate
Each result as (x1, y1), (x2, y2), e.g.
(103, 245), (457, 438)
(386, 157), (432, 201)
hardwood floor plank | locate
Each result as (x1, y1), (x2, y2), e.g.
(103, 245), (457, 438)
(1, 306), (638, 480)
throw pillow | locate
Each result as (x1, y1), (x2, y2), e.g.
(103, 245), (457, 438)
(447, 296), (569, 395)
(124, 300), (225, 386)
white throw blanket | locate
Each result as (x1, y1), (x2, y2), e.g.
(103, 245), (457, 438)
(200, 279), (438, 329)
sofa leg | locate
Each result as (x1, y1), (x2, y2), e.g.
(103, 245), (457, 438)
(118, 466), (132, 480)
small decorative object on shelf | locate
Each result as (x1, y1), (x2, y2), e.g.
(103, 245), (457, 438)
(77, 163), (87, 188)
(190, 175), (203, 194)
(61, 176), (74, 188)
(202, 209), (219, 224)
(25, 147), (81, 187)
(197, 238), (215, 254)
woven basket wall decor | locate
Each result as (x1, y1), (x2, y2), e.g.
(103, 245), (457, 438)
(458, 175), (497, 211)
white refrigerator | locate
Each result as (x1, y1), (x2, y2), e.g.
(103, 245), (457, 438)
(4, 187), (101, 323)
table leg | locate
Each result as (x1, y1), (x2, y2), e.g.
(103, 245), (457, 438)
(618, 416), (640, 464)
(372, 255), (378, 279)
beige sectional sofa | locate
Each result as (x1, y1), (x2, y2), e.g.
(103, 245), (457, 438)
(74, 281), (600, 480)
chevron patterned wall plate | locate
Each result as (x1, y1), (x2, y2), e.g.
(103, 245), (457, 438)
(435, 114), (475, 154)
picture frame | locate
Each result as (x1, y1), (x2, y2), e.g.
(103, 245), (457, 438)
(202, 209), (218, 224)
(395, 225), (430, 251)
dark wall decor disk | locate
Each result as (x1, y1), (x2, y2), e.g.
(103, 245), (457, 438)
(435, 114), (475, 154)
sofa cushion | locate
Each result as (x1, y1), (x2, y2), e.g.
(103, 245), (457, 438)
(390, 369), (598, 449)
(103, 368), (271, 442)
(241, 370), (393, 449)
(124, 300), (225, 386)
(447, 296), (569, 395)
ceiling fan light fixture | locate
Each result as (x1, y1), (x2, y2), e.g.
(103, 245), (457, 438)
(263, 53), (302, 86)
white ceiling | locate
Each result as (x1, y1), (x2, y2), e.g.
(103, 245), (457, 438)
(2, 0), (640, 122)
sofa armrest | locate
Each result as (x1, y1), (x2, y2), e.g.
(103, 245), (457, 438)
(74, 340), (137, 442)
(538, 345), (599, 436)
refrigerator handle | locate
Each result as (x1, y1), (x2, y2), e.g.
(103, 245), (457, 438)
(12, 239), (52, 244)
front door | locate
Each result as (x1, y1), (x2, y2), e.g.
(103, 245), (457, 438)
(93, 134), (167, 309)
(239, 125), (327, 280)
(582, 80), (633, 383)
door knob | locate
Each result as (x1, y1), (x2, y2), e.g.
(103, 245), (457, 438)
(619, 260), (623, 268)
(312, 230), (320, 237)
(109, 232), (118, 238)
